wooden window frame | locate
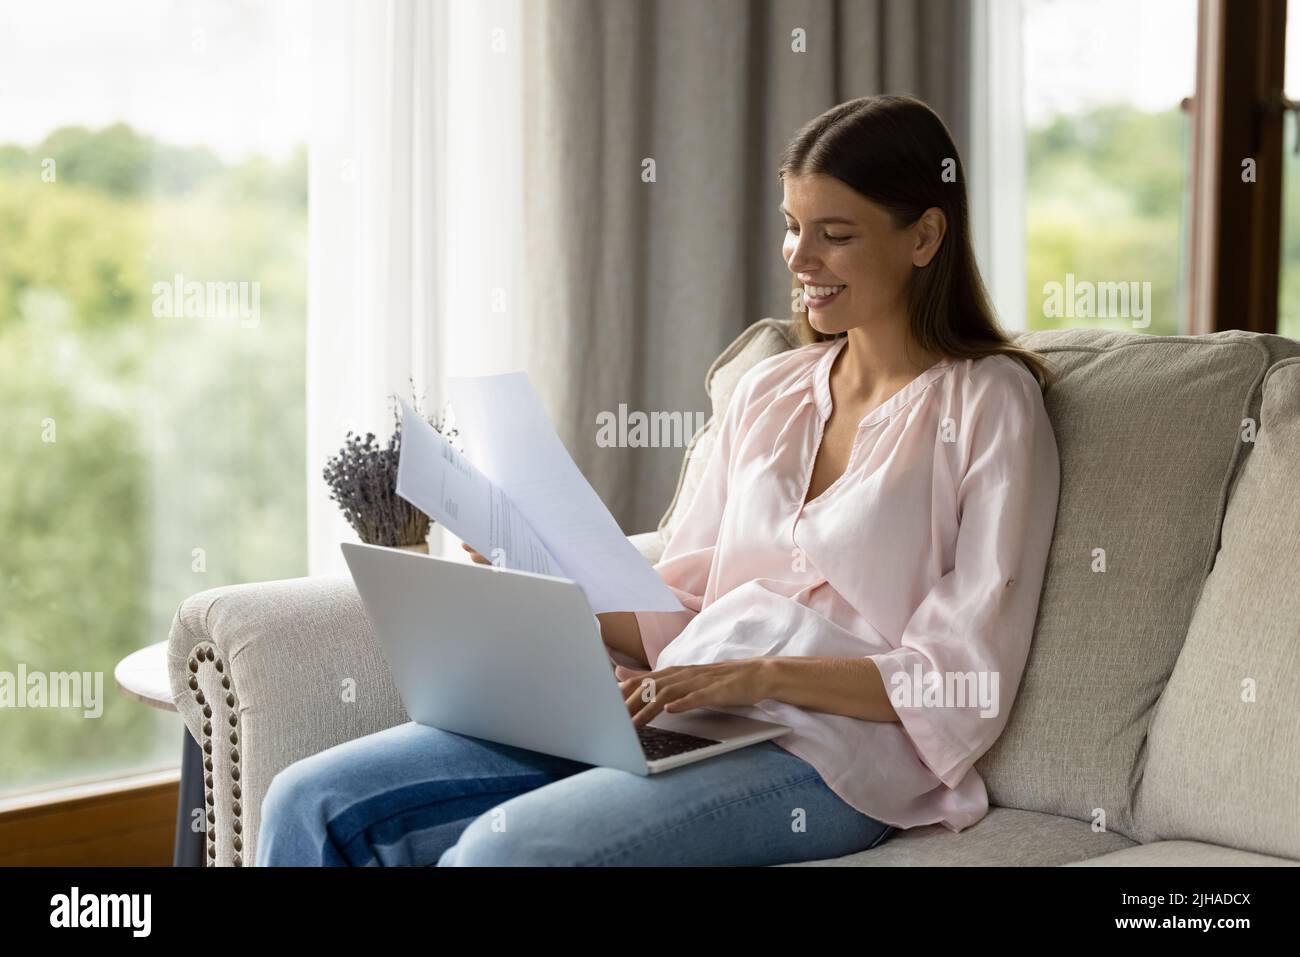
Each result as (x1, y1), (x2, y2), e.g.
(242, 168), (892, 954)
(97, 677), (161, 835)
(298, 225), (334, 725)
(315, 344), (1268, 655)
(1188, 0), (1290, 334)
(0, 770), (179, 866)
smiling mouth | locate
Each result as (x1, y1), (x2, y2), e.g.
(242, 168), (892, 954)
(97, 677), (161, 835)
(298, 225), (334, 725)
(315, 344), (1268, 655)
(803, 284), (846, 307)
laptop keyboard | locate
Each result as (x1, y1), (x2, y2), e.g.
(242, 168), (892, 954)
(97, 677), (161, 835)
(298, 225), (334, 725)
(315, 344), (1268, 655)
(637, 724), (721, 761)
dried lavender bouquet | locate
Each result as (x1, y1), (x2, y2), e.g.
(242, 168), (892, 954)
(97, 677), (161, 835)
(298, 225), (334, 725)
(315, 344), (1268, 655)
(322, 395), (458, 548)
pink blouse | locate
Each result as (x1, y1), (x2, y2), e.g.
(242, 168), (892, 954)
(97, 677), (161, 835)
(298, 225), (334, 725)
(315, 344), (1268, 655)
(633, 335), (1060, 832)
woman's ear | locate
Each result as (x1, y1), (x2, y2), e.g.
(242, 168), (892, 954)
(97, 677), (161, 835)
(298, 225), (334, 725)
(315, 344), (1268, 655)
(912, 208), (947, 268)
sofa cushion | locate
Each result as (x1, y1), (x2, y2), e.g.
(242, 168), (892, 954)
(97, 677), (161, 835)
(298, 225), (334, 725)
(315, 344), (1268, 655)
(974, 330), (1300, 840)
(1064, 841), (1300, 866)
(1132, 357), (1300, 860)
(782, 807), (1134, 866)
(657, 318), (799, 543)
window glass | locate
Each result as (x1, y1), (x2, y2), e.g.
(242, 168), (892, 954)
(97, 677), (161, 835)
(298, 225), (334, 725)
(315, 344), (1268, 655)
(0, 0), (310, 797)
(1023, 0), (1198, 335)
(1279, 4), (1300, 339)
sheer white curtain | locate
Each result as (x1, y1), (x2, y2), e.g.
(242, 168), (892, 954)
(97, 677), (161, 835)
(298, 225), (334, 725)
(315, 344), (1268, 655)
(968, 0), (1026, 333)
(307, 0), (524, 575)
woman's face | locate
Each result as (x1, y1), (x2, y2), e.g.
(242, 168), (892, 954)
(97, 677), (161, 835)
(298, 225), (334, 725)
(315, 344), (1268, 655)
(780, 172), (941, 337)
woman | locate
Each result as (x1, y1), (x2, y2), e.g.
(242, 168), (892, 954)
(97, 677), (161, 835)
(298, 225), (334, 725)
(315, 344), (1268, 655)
(257, 94), (1061, 867)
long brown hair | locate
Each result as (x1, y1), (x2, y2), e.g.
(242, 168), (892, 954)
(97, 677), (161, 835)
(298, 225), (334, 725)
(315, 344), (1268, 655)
(779, 95), (1055, 389)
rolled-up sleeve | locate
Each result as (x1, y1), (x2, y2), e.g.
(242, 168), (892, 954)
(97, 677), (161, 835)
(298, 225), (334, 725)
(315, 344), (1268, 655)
(633, 368), (758, 669)
(867, 369), (1061, 790)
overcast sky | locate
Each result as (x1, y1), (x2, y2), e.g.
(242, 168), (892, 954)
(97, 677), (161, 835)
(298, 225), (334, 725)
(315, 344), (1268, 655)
(1023, 0), (1198, 125)
(0, 0), (1292, 160)
(0, 0), (311, 162)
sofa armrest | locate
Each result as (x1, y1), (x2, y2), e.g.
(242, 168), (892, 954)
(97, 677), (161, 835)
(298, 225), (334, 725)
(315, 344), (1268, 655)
(168, 532), (668, 866)
(167, 575), (405, 866)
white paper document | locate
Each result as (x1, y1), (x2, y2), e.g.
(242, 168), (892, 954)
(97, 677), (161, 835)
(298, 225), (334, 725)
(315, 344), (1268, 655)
(395, 398), (562, 578)
(394, 379), (684, 614)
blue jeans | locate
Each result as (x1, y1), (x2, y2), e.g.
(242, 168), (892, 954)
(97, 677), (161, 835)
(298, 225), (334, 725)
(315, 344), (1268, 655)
(255, 721), (896, 866)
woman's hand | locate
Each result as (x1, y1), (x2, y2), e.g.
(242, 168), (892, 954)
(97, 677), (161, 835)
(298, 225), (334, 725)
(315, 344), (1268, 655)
(613, 659), (774, 729)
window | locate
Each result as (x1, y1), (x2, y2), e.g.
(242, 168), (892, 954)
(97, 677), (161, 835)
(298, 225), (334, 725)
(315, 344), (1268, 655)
(0, 0), (310, 797)
(975, 0), (1298, 339)
(1022, 0), (1198, 336)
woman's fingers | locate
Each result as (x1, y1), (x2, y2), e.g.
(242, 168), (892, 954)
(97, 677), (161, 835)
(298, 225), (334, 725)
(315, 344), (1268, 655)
(623, 672), (703, 727)
(624, 677), (658, 718)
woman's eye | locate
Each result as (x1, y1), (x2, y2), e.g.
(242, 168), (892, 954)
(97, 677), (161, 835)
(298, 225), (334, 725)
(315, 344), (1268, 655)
(784, 225), (851, 244)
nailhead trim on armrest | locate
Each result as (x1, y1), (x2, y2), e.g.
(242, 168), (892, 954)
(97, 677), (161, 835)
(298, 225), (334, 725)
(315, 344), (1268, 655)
(186, 642), (243, 867)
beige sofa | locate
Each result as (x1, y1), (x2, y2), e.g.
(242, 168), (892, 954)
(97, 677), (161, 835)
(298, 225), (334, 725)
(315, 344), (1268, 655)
(168, 318), (1300, 866)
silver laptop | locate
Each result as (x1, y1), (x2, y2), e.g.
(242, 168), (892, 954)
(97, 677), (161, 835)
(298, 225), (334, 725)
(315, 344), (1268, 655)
(341, 542), (790, 775)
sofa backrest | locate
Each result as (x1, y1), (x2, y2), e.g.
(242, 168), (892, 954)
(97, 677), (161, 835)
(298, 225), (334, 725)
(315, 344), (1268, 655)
(975, 328), (1300, 839)
(1132, 357), (1300, 859)
(661, 318), (1300, 844)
